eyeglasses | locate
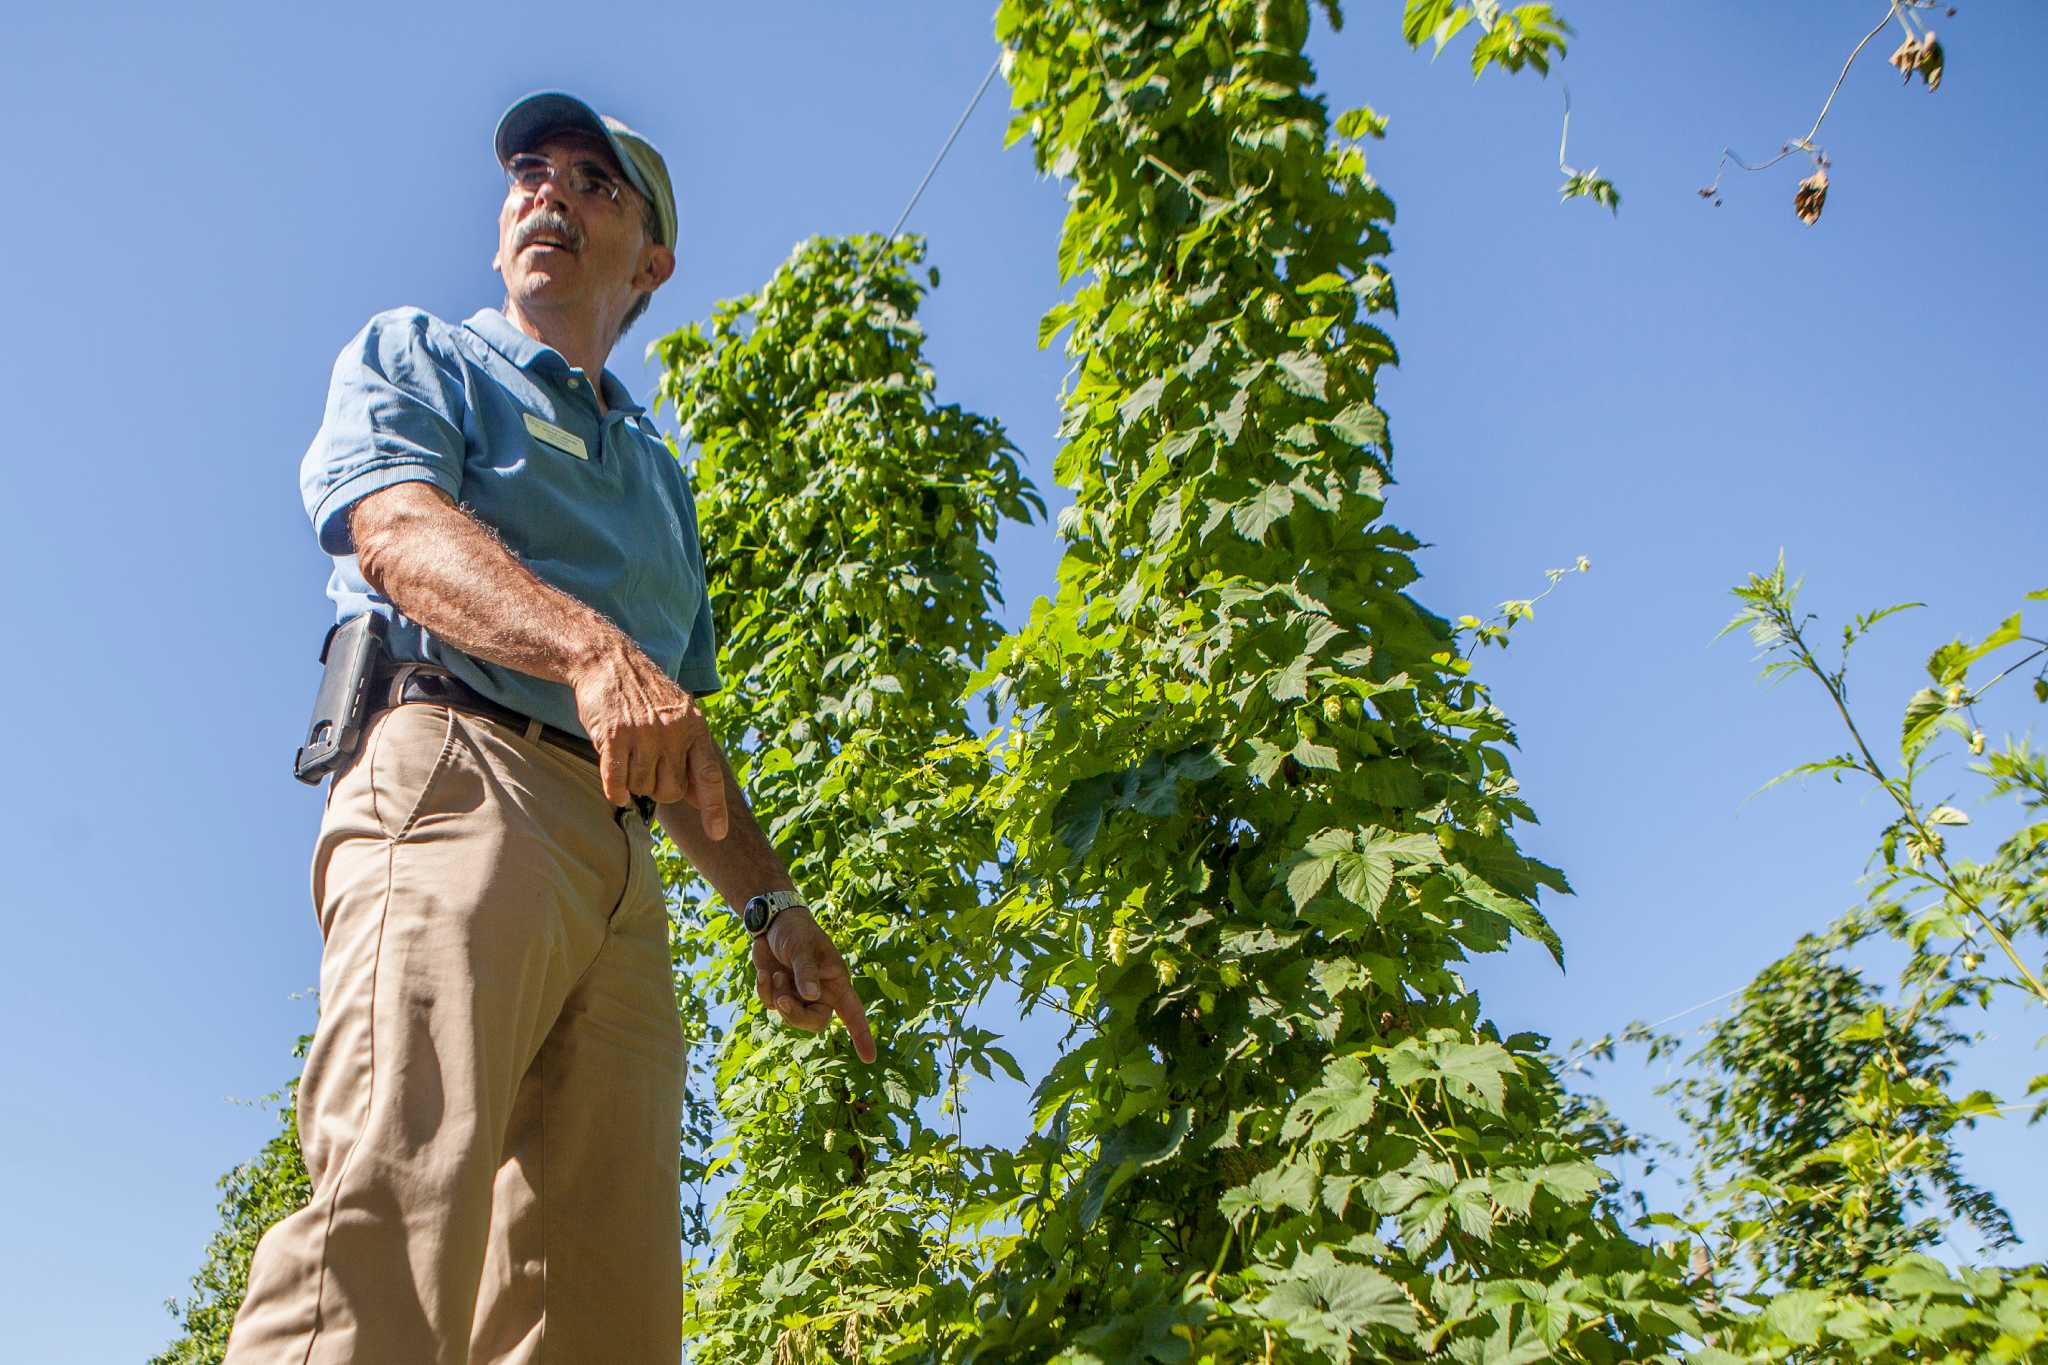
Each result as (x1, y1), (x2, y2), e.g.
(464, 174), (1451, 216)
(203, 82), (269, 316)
(504, 153), (628, 207)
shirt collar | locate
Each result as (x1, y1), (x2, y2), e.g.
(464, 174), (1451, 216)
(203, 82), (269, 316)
(462, 307), (646, 417)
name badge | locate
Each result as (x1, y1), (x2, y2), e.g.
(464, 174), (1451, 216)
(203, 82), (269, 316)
(524, 411), (590, 461)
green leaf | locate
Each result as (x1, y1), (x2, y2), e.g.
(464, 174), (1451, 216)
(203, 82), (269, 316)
(1558, 168), (1620, 214)
(1333, 106), (1388, 140)
(1753, 754), (1859, 795)
(1362, 830), (1444, 865)
(1263, 1248), (1417, 1343)
(1449, 866), (1564, 968)
(1246, 737), (1289, 783)
(1927, 638), (1970, 686)
(1281, 1055), (1379, 1143)
(1489, 1161), (1604, 1216)
(1064, 1303), (1205, 1364)
(1974, 611), (2024, 657)
(1289, 854), (1338, 909)
(1220, 1154), (1320, 1221)
(1872, 1255), (1970, 1300)
(1306, 828), (1357, 857)
(1231, 482), (1296, 542)
(1139, 746), (1224, 812)
(1119, 375), (1165, 426)
(1051, 773), (1114, 859)
(1148, 489), (1184, 542)
(1385, 1036), (1518, 1115)
(1075, 1108), (1192, 1229)
(1335, 852), (1393, 911)
(1836, 1004), (1887, 1043)
(1327, 400), (1387, 450)
(1275, 350), (1328, 400)
(1215, 386), (1249, 444)
(1293, 738), (1340, 770)
(1053, 747), (1224, 860)
(1437, 1042), (1518, 1114)
(1902, 686), (1947, 760)
(1268, 653), (1311, 701)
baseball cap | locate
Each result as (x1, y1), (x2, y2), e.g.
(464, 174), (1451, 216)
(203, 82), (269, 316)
(494, 91), (677, 250)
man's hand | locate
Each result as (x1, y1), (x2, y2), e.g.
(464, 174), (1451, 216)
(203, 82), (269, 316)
(571, 641), (728, 837)
(751, 907), (876, 1063)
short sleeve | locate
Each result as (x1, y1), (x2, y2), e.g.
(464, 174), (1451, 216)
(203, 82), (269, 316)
(675, 555), (723, 696)
(300, 310), (468, 556)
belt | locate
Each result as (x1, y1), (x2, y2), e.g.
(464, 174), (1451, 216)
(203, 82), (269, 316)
(379, 666), (655, 823)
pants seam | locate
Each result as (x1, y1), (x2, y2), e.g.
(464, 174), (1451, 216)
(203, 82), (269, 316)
(611, 810), (647, 929)
(299, 837), (398, 1365)
(556, 813), (645, 1020)
(538, 1045), (549, 1364)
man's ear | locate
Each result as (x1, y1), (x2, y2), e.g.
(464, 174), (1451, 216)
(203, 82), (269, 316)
(633, 243), (676, 295)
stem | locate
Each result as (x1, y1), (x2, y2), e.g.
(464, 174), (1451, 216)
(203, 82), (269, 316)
(1141, 152), (1223, 208)
(1800, 3), (1901, 150)
(1700, 2), (1904, 196)
(1556, 87), (1572, 172)
(1777, 604), (2048, 1007)
(1965, 641), (2048, 701)
(1398, 1084), (1458, 1167)
(1203, 1219), (1235, 1286)
(1895, 938), (1972, 1034)
(939, 1021), (966, 1256)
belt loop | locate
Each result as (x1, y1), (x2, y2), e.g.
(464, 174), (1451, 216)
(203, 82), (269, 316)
(384, 661), (423, 708)
(524, 716), (543, 742)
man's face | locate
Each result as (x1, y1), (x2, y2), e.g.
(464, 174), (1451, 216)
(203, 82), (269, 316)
(492, 131), (671, 331)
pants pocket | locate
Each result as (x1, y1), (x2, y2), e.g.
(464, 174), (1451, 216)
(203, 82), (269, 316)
(366, 704), (461, 841)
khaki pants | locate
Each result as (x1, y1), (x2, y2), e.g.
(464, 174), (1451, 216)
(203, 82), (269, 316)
(226, 703), (686, 1365)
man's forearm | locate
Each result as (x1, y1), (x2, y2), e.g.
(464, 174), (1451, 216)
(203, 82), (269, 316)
(349, 479), (727, 820)
(350, 481), (636, 685)
(656, 743), (794, 911)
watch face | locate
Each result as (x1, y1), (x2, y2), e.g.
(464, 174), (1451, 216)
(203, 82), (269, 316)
(743, 899), (770, 934)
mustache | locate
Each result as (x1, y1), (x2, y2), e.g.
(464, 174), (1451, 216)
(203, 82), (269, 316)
(514, 211), (584, 254)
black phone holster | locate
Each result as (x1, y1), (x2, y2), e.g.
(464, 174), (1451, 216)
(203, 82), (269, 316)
(293, 612), (390, 785)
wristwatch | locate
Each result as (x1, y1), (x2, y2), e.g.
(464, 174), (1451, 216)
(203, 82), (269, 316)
(742, 890), (805, 940)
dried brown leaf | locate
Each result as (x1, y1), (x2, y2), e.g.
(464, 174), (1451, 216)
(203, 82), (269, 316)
(1794, 164), (1830, 226)
(1888, 31), (1945, 91)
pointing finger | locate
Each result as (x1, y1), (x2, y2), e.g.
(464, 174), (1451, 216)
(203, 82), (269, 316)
(827, 979), (877, 1063)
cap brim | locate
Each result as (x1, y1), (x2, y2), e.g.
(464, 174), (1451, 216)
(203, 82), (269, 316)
(495, 92), (611, 164)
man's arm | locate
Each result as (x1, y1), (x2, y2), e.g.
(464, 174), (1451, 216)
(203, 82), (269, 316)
(348, 480), (725, 828)
(348, 479), (874, 1060)
(656, 757), (876, 1063)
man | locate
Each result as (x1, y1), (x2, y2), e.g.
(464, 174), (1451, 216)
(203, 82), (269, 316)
(226, 91), (874, 1365)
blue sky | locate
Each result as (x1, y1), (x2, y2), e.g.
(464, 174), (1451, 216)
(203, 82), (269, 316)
(4, 3), (2044, 1359)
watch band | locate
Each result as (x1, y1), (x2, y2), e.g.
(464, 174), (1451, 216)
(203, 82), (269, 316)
(742, 890), (804, 939)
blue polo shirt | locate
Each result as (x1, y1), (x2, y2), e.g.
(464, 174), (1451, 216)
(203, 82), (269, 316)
(300, 306), (721, 738)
